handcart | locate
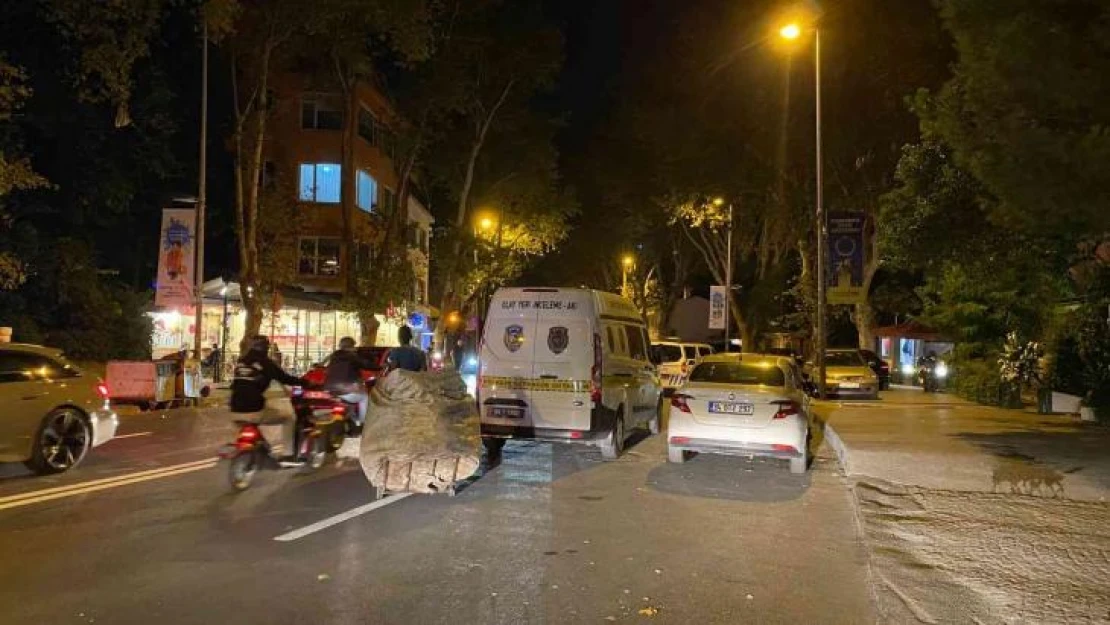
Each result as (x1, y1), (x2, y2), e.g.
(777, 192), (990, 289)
(371, 455), (466, 500)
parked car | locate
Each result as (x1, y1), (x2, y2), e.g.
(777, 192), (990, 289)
(667, 353), (811, 473)
(479, 287), (662, 460)
(858, 349), (891, 390)
(816, 349), (881, 399)
(652, 340), (713, 394)
(0, 343), (118, 474)
(302, 346), (391, 389)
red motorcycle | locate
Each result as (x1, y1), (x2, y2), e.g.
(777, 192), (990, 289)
(219, 388), (348, 492)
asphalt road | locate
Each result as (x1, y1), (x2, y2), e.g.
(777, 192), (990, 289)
(0, 402), (876, 625)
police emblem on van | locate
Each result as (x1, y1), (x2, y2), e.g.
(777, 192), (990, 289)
(547, 326), (569, 354)
(504, 324), (525, 352)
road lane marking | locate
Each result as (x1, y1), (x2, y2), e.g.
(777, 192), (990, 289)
(113, 431), (154, 440)
(273, 493), (414, 542)
(0, 458), (218, 510)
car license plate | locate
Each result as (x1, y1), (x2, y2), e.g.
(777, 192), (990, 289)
(708, 401), (754, 415)
(487, 406), (524, 419)
(839, 382), (860, 389)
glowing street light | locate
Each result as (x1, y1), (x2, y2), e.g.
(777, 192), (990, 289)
(479, 216), (494, 231)
(621, 254), (635, 294)
(778, 17), (828, 399)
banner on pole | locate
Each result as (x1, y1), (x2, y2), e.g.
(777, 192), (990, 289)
(708, 285), (727, 330)
(826, 212), (866, 305)
(154, 208), (196, 309)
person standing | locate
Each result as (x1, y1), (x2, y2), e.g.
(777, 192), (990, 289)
(387, 325), (428, 372)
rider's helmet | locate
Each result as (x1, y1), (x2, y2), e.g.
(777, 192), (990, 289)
(248, 335), (271, 355)
(339, 336), (356, 350)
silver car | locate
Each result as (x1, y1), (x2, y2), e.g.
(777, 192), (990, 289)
(667, 354), (811, 474)
(0, 343), (118, 474)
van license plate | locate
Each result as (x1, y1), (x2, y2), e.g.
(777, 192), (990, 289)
(488, 407), (524, 419)
(708, 401), (754, 415)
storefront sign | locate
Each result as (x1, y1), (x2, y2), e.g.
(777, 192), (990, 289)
(708, 286), (726, 330)
(827, 212), (866, 305)
(154, 208), (196, 309)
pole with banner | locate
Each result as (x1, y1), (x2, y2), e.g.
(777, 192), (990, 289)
(708, 286), (727, 331)
(154, 208), (197, 311)
(826, 212), (866, 306)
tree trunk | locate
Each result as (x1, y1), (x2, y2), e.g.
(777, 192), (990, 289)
(340, 81), (357, 294)
(854, 217), (881, 350)
(855, 299), (876, 350)
(359, 310), (379, 346)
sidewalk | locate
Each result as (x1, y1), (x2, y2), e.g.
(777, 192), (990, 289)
(817, 390), (1110, 624)
(819, 389), (1109, 502)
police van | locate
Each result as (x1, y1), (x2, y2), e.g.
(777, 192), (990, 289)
(478, 287), (663, 459)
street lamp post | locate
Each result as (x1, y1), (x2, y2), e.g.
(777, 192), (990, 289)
(781, 22), (827, 399)
(192, 19), (209, 362)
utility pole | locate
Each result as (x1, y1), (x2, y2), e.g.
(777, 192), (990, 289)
(815, 28), (827, 399)
(725, 202), (733, 352)
(192, 20), (209, 360)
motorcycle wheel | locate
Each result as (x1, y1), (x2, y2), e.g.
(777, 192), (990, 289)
(228, 452), (257, 492)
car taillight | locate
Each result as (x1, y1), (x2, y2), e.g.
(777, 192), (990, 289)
(681, 363), (688, 375)
(772, 400), (800, 419)
(96, 381), (110, 400)
(773, 444), (797, 453)
(671, 394), (692, 413)
(238, 425), (261, 442)
(569, 431), (583, 439)
(670, 436), (690, 444)
(590, 333), (603, 404)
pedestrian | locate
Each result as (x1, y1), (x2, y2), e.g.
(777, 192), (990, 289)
(387, 325), (428, 372)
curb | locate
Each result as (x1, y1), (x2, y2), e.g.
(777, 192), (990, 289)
(823, 421), (852, 477)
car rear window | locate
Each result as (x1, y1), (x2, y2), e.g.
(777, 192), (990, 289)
(688, 362), (786, 386)
(826, 351), (866, 367)
(682, 345), (697, 359)
(653, 344), (683, 362)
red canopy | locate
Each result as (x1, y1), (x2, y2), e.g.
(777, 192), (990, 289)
(872, 321), (945, 341)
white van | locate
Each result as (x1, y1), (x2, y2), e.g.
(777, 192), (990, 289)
(479, 287), (662, 459)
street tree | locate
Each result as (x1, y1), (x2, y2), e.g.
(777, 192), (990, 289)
(922, 0), (1110, 247)
(0, 57), (48, 290)
(45, 0), (166, 128)
(207, 0), (304, 346)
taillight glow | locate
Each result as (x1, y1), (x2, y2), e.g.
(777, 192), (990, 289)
(96, 382), (110, 400)
(569, 431), (583, 439)
(331, 404), (346, 415)
(772, 401), (800, 419)
(773, 444), (797, 453)
(590, 333), (603, 404)
(670, 436), (690, 444)
(671, 394), (692, 413)
(238, 425), (261, 441)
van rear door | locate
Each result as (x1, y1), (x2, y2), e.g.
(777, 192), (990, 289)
(531, 297), (593, 431)
(480, 295), (539, 424)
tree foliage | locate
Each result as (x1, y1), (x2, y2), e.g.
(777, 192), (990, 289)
(922, 0), (1110, 244)
(0, 57), (48, 289)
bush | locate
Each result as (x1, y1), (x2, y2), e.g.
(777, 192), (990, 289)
(1047, 302), (1110, 420)
(951, 357), (1022, 408)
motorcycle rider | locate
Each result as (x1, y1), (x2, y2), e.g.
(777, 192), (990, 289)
(323, 337), (375, 428)
(917, 350), (939, 392)
(230, 335), (312, 459)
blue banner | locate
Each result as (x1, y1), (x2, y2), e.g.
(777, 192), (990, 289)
(826, 212), (866, 305)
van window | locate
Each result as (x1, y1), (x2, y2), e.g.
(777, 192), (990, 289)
(625, 325), (647, 361)
(606, 326), (618, 354)
(654, 344), (683, 363)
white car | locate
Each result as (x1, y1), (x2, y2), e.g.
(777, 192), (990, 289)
(667, 353), (810, 474)
(0, 343), (119, 474)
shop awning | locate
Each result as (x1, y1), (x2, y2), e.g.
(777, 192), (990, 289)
(873, 320), (945, 341)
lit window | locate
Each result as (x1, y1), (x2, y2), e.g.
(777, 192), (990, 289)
(298, 163), (341, 203)
(357, 170), (377, 212)
(298, 237), (342, 276)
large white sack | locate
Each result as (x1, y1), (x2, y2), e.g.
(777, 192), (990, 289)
(357, 369), (481, 494)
